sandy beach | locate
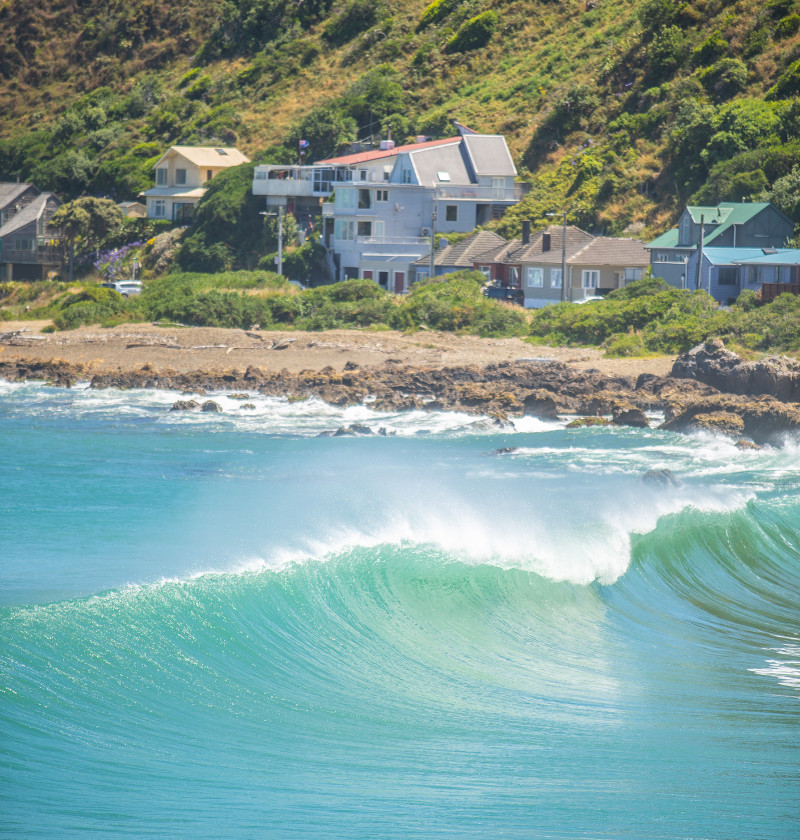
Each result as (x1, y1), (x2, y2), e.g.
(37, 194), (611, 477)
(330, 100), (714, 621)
(0, 321), (676, 379)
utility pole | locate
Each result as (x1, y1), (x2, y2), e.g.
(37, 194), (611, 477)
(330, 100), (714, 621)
(546, 211), (568, 302)
(260, 206), (284, 278)
(429, 189), (437, 281)
(695, 214), (705, 291)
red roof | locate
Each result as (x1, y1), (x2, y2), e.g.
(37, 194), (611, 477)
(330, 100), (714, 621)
(317, 137), (461, 166)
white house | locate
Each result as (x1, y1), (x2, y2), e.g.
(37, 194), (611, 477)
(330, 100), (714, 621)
(142, 146), (250, 222)
(252, 129), (521, 291)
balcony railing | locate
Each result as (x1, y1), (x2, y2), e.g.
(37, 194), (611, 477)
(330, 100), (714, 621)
(0, 247), (62, 265)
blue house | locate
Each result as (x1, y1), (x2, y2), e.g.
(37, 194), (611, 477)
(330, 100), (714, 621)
(647, 202), (794, 289)
(687, 247), (800, 304)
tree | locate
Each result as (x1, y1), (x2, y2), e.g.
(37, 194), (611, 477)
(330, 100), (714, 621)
(51, 198), (124, 281)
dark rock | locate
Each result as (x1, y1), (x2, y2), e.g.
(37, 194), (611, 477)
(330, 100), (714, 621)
(241, 403), (256, 410)
(612, 406), (649, 428)
(642, 468), (679, 487)
(333, 423), (373, 436)
(201, 400), (222, 412)
(522, 390), (559, 421)
(229, 393), (251, 400)
(171, 399), (199, 411)
(735, 439), (761, 450)
(343, 360), (359, 371)
(490, 446), (518, 455)
(566, 416), (613, 428)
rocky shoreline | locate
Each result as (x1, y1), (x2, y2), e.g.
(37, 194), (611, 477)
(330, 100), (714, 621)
(3, 338), (800, 444)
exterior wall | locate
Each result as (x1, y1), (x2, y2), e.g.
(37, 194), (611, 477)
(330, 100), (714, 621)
(522, 264), (564, 308)
(144, 195), (200, 222)
(734, 207), (793, 247)
(649, 249), (693, 288)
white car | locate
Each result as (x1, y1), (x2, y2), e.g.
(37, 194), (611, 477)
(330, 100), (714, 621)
(102, 281), (142, 298)
(575, 295), (605, 304)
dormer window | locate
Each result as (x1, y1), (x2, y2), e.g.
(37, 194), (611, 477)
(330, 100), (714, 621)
(680, 215), (690, 244)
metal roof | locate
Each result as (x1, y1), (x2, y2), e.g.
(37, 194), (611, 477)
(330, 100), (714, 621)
(461, 135), (517, 177)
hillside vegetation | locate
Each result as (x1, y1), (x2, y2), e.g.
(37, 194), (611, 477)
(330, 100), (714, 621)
(2, 0), (800, 241)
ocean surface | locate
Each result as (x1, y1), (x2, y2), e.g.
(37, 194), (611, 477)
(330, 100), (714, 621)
(1, 379), (799, 839)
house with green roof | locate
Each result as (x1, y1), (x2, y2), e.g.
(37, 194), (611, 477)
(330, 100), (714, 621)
(647, 202), (793, 290)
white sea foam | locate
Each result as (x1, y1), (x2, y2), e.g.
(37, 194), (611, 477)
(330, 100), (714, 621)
(751, 643), (800, 691)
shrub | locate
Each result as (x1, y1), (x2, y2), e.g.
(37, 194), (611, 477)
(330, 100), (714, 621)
(323, 0), (379, 45)
(699, 59), (748, 101)
(444, 10), (498, 53)
(692, 32), (727, 66)
(776, 14), (800, 37)
(417, 0), (463, 31)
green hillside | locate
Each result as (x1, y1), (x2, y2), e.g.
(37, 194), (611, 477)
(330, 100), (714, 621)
(2, 0), (800, 239)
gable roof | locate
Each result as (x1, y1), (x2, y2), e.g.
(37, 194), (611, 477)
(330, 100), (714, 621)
(493, 225), (595, 264)
(461, 135), (517, 177)
(410, 141), (473, 186)
(0, 192), (58, 239)
(317, 137), (460, 166)
(734, 248), (800, 265)
(414, 230), (507, 267)
(0, 182), (37, 210)
(157, 146), (250, 168)
(648, 202), (792, 249)
(568, 237), (650, 267)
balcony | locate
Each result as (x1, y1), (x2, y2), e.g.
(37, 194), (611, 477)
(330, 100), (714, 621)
(252, 165), (353, 198)
(433, 184), (524, 202)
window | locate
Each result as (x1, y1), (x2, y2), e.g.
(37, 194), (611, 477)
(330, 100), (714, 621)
(373, 221), (385, 239)
(680, 215), (690, 245)
(152, 200), (166, 218)
(747, 266), (762, 285)
(492, 177), (505, 199)
(206, 169), (213, 181)
(416, 270), (429, 282)
(383, 166), (392, 182)
(336, 188), (356, 209)
(376, 189), (389, 202)
(582, 270), (600, 289)
(334, 220), (354, 240)
(358, 189), (371, 209)
(378, 271), (389, 287)
(718, 267), (738, 286)
(509, 266), (520, 285)
(359, 169), (368, 181)
(402, 170), (413, 184)
(357, 221), (372, 237)
(526, 267), (543, 287)
(445, 205), (458, 222)
(478, 265), (491, 278)
(14, 238), (34, 251)
(437, 171), (451, 182)
(550, 268), (563, 289)
(254, 169), (267, 180)
(362, 270), (374, 281)
(215, 148), (228, 155)
(624, 268), (643, 283)
(156, 168), (167, 186)
(175, 168), (187, 186)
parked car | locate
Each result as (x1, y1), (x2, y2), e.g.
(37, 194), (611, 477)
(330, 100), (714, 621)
(575, 295), (605, 304)
(483, 284), (524, 306)
(101, 281), (143, 298)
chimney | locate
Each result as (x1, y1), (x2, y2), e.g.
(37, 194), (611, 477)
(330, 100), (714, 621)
(522, 220), (531, 246)
(542, 231), (551, 252)
(379, 123), (395, 151)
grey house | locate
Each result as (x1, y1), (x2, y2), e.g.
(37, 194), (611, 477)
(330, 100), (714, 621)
(412, 230), (507, 282)
(648, 202), (794, 288)
(0, 184), (62, 282)
(252, 129), (522, 291)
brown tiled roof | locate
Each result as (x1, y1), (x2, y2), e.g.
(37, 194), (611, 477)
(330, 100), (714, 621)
(493, 225), (594, 264)
(568, 237), (650, 267)
(416, 230), (507, 267)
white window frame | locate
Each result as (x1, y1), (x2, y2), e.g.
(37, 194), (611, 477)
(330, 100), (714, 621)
(526, 267), (543, 287)
(156, 168), (167, 186)
(624, 268), (643, 283)
(582, 270), (600, 289)
(175, 168), (187, 186)
(492, 177), (505, 199)
(373, 220), (385, 239)
(550, 268), (563, 289)
(376, 189), (389, 202)
(152, 199), (166, 218)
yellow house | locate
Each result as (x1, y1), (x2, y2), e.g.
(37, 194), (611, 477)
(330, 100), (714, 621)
(142, 146), (250, 222)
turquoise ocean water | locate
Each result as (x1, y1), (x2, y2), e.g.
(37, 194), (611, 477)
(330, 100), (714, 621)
(1, 379), (798, 838)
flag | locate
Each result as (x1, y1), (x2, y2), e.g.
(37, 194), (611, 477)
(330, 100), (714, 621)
(298, 139), (309, 149)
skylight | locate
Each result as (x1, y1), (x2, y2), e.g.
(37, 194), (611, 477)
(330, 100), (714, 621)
(437, 171), (451, 181)
(215, 149), (228, 155)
